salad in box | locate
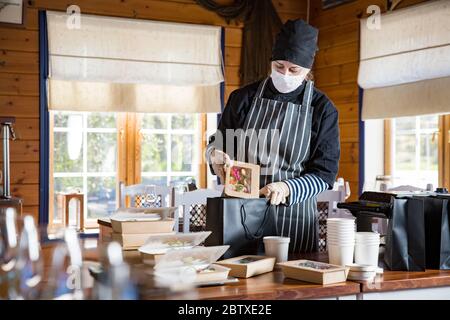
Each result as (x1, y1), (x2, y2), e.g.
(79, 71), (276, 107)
(153, 245), (232, 286)
(224, 161), (260, 199)
(138, 231), (212, 264)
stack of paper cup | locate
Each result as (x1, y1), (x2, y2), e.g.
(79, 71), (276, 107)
(326, 218), (356, 266)
(354, 232), (380, 267)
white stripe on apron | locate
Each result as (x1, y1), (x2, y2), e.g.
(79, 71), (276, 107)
(239, 78), (317, 253)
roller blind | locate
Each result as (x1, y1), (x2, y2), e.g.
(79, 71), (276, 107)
(358, 0), (450, 120)
(46, 11), (224, 113)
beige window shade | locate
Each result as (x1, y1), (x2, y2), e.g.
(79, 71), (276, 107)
(46, 11), (224, 113)
(358, 0), (450, 120)
(362, 76), (450, 120)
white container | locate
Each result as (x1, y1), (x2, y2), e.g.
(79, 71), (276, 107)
(328, 244), (354, 266)
(263, 236), (290, 263)
(354, 243), (380, 266)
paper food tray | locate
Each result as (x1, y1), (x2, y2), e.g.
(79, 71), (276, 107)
(139, 231), (212, 255)
(154, 245), (229, 270)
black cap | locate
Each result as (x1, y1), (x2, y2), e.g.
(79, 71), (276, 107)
(271, 19), (319, 69)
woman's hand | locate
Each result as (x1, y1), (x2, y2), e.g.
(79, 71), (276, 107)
(209, 149), (232, 182)
(259, 182), (290, 205)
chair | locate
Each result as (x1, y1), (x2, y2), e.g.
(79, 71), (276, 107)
(172, 188), (222, 233)
(118, 182), (172, 209)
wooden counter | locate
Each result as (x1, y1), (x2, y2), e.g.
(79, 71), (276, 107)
(41, 239), (450, 300)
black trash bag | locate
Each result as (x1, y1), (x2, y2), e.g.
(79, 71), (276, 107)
(205, 197), (277, 259)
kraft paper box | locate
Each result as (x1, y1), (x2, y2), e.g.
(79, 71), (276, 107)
(224, 161), (260, 199)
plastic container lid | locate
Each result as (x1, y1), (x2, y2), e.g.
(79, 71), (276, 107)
(138, 231), (212, 255)
(110, 207), (177, 221)
(153, 245), (230, 271)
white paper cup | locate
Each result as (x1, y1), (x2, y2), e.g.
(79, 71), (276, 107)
(263, 236), (290, 263)
(328, 244), (354, 266)
(354, 243), (380, 266)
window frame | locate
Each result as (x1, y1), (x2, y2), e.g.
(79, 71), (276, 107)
(135, 113), (206, 188)
(48, 112), (208, 230)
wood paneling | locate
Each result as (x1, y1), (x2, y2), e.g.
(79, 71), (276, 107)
(0, 73), (39, 96)
(10, 140), (39, 162)
(225, 27), (242, 48)
(0, 50), (39, 74)
(0, 162), (39, 184)
(11, 118), (40, 140)
(0, 28), (39, 52)
(314, 42), (358, 69)
(340, 142), (358, 163)
(10, 184), (39, 206)
(0, 0), (304, 219)
(340, 122), (358, 143)
(225, 66), (240, 86)
(225, 46), (241, 67)
(0, 96), (39, 118)
(314, 62), (358, 88)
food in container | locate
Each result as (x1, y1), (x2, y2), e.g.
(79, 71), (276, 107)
(138, 231), (212, 265)
(153, 245), (231, 286)
(224, 161), (260, 199)
(277, 259), (349, 285)
(215, 255), (276, 278)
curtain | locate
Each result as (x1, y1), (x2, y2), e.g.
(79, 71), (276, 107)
(196, 0), (282, 85)
(46, 11), (224, 113)
(358, 0), (450, 120)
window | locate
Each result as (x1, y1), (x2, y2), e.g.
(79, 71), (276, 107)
(387, 115), (440, 188)
(49, 112), (210, 229)
(50, 112), (119, 227)
(139, 114), (201, 186)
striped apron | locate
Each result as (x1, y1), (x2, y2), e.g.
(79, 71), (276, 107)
(238, 78), (317, 253)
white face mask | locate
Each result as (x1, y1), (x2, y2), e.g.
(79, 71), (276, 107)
(270, 68), (307, 93)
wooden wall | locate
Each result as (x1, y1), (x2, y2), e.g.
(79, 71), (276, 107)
(0, 0), (306, 222)
(309, 0), (428, 201)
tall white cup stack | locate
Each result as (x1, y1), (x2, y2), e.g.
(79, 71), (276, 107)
(326, 218), (356, 266)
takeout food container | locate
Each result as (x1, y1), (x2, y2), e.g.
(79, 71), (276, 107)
(277, 259), (349, 285)
(138, 231), (212, 265)
(224, 161), (260, 199)
(214, 255), (276, 278)
(110, 207), (177, 234)
(112, 232), (175, 250)
(153, 245), (231, 285)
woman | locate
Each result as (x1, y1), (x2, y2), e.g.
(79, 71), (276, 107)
(207, 19), (340, 253)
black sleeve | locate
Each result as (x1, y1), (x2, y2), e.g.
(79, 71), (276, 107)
(303, 104), (340, 189)
(206, 89), (249, 174)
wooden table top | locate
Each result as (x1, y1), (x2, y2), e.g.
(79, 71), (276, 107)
(41, 238), (450, 299)
(360, 269), (450, 293)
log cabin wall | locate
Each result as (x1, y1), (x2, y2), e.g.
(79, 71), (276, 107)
(309, 0), (428, 201)
(0, 0), (306, 223)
